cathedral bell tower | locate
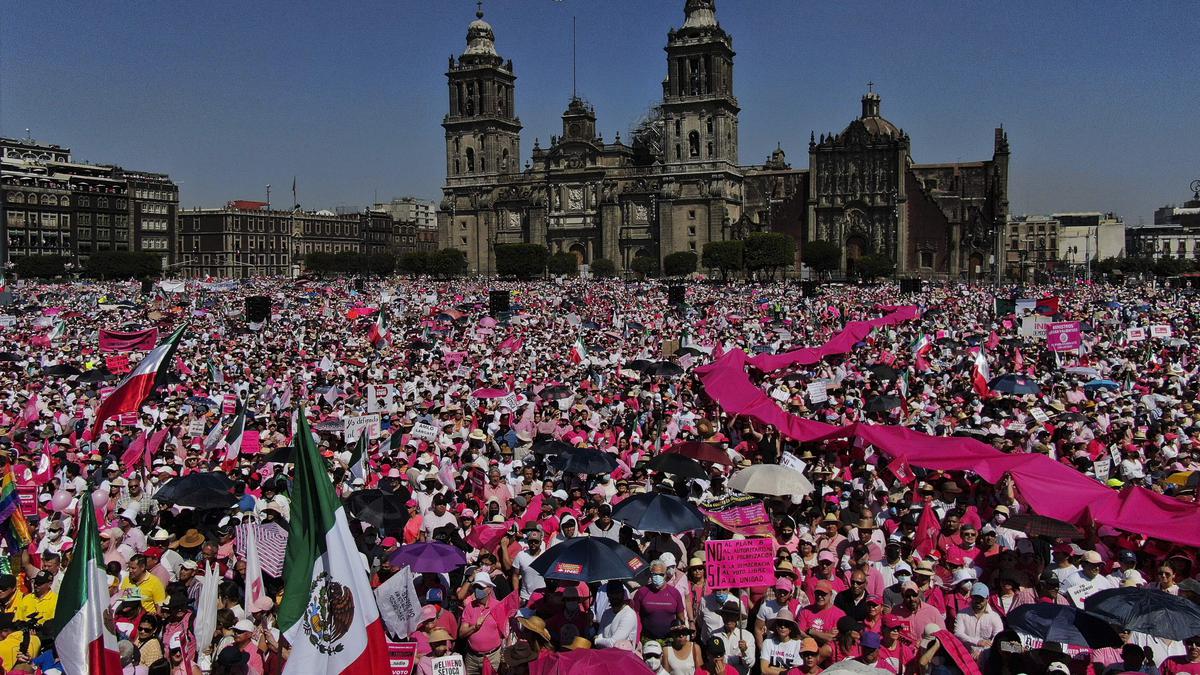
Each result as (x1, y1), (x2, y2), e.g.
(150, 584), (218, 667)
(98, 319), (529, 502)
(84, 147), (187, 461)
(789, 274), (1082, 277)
(661, 0), (739, 167)
(444, 4), (521, 182)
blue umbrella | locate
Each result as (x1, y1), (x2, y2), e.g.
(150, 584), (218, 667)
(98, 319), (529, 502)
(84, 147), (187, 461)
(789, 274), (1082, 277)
(529, 536), (647, 582)
(1006, 603), (1121, 648)
(989, 374), (1042, 395)
(1102, 301), (1122, 309)
(1083, 379), (1120, 391)
(611, 492), (705, 533)
(389, 542), (467, 573)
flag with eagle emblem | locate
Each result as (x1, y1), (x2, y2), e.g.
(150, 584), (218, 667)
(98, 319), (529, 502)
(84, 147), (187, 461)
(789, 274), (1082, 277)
(279, 411), (387, 673)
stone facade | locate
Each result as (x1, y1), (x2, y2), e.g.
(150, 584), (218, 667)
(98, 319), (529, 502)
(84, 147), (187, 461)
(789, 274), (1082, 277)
(438, 1), (1009, 279)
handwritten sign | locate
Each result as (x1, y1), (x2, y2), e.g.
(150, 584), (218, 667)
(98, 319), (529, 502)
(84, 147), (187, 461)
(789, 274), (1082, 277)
(704, 538), (775, 589)
(430, 654), (465, 675)
(0, 316), (15, 328)
(187, 420), (207, 437)
(1030, 409), (1049, 424)
(1067, 578), (1103, 607)
(1093, 455), (1111, 484)
(499, 392), (518, 410)
(1046, 321), (1081, 352)
(1125, 327), (1146, 342)
(344, 414), (382, 442)
(105, 354), (131, 374)
(779, 452), (807, 475)
(411, 422), (439, 442)
(1150, 324), (1173, 339)
(698, 493), (775, 537)
(807, 381), (828, 404)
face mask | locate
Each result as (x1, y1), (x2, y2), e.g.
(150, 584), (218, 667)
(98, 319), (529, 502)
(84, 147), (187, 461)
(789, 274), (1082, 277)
(644, 657), (661, 670)
(715, 591), (730, 604)
(650, 574), (666, 587)
(473, 588), (488, 601)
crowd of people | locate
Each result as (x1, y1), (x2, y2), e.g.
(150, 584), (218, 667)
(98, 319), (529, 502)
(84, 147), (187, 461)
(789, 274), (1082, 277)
(1, 274), (1199, 675)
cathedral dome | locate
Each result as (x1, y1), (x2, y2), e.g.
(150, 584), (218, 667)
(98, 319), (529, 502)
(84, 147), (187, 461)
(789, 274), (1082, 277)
(841, 90), (901, 140)
(682, 0), (718, 29)
(463, 5), (498, 57)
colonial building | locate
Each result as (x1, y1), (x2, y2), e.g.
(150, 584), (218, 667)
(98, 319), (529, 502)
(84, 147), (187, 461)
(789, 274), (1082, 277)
(0, 136), (179, 269)
(372, 197), (438, 255)
(437, 1), (1010, 279)
(179, 204), (363, 278)
(1127, 184), (1200, 260)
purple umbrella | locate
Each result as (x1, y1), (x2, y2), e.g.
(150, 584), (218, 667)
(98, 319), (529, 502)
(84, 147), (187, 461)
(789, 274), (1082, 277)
(389, 542), (467, 573)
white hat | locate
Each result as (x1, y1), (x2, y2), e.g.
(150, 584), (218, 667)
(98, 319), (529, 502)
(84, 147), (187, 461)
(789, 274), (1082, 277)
(119, 506), (140, 522)
(950, 568), (978, 587)
(1047, 663), (1070, 673)
(659, 552), (677, 568)
(472, 571), (496, 588)
(233, 619), (256, 633)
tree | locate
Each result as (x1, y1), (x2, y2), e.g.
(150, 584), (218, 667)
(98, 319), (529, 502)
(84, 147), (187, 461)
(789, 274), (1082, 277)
(430, 248), (468, 277)
(856, 253), (895, 281)
(803, 240), (841, 274)
(744, 232), (796, 280)
(663, 251), (698, 277)
(84, 251), (161, 280)
(629, 255), (659, 278)
(13, 255), (68, 279)
(397, 251), (431, 276)
(303, 252), (336, 276)
(1152, 256), (1196, 278)
(701, 240), (744, 280)
(590, 257), (617, 278)
(364, 252), (396, 276)
(494, 243), (548, 279)
(333, 251), (361, 275)
(547, 252), (579, 276)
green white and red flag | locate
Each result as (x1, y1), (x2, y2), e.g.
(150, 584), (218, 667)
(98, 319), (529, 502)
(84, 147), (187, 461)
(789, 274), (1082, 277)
(91, 325), (186, 435)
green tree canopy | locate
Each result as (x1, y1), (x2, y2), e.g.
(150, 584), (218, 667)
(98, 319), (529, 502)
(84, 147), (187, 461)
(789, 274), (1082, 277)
(547, 252), (579, 276)
(663, 251), (698, 277)
(803, 240), (841, 273)
(701, 240), (744, 280)
(744, 232), (796, 280)
(494, 243), (549, 279)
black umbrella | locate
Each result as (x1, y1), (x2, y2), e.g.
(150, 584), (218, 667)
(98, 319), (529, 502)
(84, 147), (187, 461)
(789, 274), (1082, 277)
(539, 385), (574, 400)
(1056, 412), (1088, 423)
(314, 419), (344, 432)
(550, 447), (618, 474)
(865, 395), (902, 413)
(866, 364), (898, 381)
(0, 352), (22, 362)
(674, 346), (705, 358)
(1006, 603), (1122, 649)
(625, 360), (654, 373)
(265, 444), (295, 464)
(645, 361), (684, 377)
(645, 453), (708, 479)
(988, 374), (1042, 395)
(581, 320), (601, 330)
(153, 472), (237, 509)
(611, 493), (705, 533)
(1085, 588), (1200, 640)
(409, 339), (434, 351)
(42, 364), (82, 376)
(529, 536), (647, 582)
(625, 321), (645, 332)
(531, 439), (575, 456)
(346, 489), (408, 531)
(77, 368), (116, 383)
(1004, 514), (1083, 540)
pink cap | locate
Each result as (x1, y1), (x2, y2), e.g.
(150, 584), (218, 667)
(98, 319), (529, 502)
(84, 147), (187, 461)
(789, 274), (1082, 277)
(773, 577), (795, 593)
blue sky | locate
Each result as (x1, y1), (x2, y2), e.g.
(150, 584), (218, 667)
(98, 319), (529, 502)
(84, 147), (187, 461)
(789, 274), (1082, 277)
(2, 1), (1196, 222)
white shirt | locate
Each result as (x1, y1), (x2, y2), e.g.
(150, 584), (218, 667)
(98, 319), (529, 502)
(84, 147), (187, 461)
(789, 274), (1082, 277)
(760, 638), (802, 670)
(513, 549), (547, 600)
(714, 628), (756, 674)
(595, 603), (638, 648)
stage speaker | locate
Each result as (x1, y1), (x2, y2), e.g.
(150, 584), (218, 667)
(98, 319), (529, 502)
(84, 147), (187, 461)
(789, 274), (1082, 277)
(141, 278), (155, 296)
(245, 295), (271, 323)
(489, 290), (510, 316)
(800, 281), (820, 297)
(667, 285), (686, 306)
(354, 278), (365, 292)
(899, 278), (924, 294)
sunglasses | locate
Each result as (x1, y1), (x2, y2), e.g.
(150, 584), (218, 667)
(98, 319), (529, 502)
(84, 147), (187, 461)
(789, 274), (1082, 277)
(814, 591), (829, 597)
(851, 580), (865, 585)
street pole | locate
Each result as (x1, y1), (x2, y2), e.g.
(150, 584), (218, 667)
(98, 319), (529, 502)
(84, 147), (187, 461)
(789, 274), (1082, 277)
(1085, 226), (1092, 282)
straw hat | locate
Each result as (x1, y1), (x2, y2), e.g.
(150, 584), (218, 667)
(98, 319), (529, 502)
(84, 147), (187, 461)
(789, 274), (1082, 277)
(518, 615), (551, 643)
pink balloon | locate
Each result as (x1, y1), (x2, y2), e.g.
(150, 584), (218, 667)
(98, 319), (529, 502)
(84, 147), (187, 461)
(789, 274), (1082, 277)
(92, 489), (109, 510)
(50, 490), (72, 512)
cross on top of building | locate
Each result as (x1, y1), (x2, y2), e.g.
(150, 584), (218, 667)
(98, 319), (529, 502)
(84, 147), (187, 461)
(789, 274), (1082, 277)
(867, 81), (874, 93)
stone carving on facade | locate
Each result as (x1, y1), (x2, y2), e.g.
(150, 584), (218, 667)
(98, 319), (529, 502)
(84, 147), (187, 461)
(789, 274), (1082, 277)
(507, 211), (521, 229)
(552, 188), (561, 211)
(633, 203), (649, 224)
(567, 187), (584, 211)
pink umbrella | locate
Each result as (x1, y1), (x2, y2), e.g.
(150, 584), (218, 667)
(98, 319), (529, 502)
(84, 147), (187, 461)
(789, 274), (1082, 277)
(530, 649), (653, 675)
(480, 316), (498, 328)
(471, 388), (508, 399)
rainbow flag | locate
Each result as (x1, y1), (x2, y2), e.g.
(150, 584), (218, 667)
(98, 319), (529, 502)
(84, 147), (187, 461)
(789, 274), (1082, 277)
(0, 465), (32, 550)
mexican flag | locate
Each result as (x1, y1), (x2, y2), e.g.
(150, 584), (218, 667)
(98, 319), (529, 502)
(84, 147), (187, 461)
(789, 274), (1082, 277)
(48, 320), (67, 342)
(569, 337), (588, 364)
(971, 347), (992, 398)
(348, 433), (368, 483)
(221, 406), (247, 461)
(279, 412), (387, 674)
(50, 480), (122, 674)
(368, 310), (389, 347)
(91, 325), (186, 435)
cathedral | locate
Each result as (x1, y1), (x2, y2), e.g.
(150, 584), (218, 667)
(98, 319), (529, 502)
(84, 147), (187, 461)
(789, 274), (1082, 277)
(438, 0), (1010, 279)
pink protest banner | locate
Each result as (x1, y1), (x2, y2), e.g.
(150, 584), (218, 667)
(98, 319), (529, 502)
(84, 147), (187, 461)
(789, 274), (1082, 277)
(118, 411), (139, 426)
(704, 538), (775, 589)
(98, 386), (116, 401)
(698, 493), (775, 537)
(386, 640), (417, 675)
(1046, 321), (1081, 352)
(105, 354), (131, 374)
(241, 431), (260, 455)
(16, 484), (37, 517)
(222, 394), (238, 416)
(99, 327), (158, 352)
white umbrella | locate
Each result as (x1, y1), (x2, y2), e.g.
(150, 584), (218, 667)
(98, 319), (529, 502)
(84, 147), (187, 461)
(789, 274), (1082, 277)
(822, 662), (891, 674)
(727, 464), (814, 498)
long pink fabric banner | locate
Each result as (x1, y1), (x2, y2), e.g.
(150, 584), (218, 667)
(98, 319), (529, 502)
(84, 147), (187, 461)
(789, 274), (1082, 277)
(695, 309), (1200, 548)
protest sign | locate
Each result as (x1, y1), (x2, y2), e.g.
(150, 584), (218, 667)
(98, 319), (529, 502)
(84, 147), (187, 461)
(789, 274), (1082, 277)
(375, 566), (422, 639)
(99, 386), (115, 400)
(0, 316), (14, 328)
(431, 655), (465, 675)
(16, 485), (36, 517)
(704, 538), (775, 589)
(344, 413), (382, 441)
(411, 422), (439, 442)
(1067, 578), (1103, 607)
(187, 419), (207, 437)
(1150, 324), (1173, 339)
(119, 411), (139, 426)
(1093, 455), (1111, 484)
(698, 493), (775, 537)
(1125, 327), (1146, 342)
(222, 394), (238, 415)
(386, 641), (417, 675)
(779, 452), (807, 475)
(807, 381), (828, 404)
(769, 387), (789, 403)
(1030, 409), (1049, 424)
(499, 392), (518, 410)
(241, 431), (260, 455)
(1046, 321), (1081, 352)
(105, 354), (131, 375)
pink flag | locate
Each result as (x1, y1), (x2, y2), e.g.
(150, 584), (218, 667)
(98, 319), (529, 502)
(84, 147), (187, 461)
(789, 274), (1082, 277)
(146, 429), (169, 468)
(21, 395), (39, 425)
(32, 443), (53, 485)
(986, 331), (1000, 350)
(912, 501), (940, 558)
(120, 432), (148, 474)
(174, 356), (194, 376)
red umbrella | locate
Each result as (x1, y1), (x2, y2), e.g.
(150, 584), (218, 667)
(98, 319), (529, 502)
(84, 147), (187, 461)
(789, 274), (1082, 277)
(530, 649), (653, 675)
(665, 441), (732, 466)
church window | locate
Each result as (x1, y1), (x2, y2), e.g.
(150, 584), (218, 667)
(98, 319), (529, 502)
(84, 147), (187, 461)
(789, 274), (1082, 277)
(688, 210), (696, 220)
(707, 118), (713, 135)
(466, 83), (475, 115)
(688, 131), (700, 158)
(675, 119), (682, 136)
(454, 159), (460, 175)
(501, 149), (509, 171)
(707, 142), (713, 157)
(919, 250), (934, 268)
(688, 226), (696, 237)
(481, 154), (487, 172)
(466, 148), (475, 173)
(675, 145), (682, 160)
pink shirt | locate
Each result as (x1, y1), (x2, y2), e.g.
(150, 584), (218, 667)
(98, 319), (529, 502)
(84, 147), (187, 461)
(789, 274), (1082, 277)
(797, 604), (845, 635)
(460, 598), (503, 654)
